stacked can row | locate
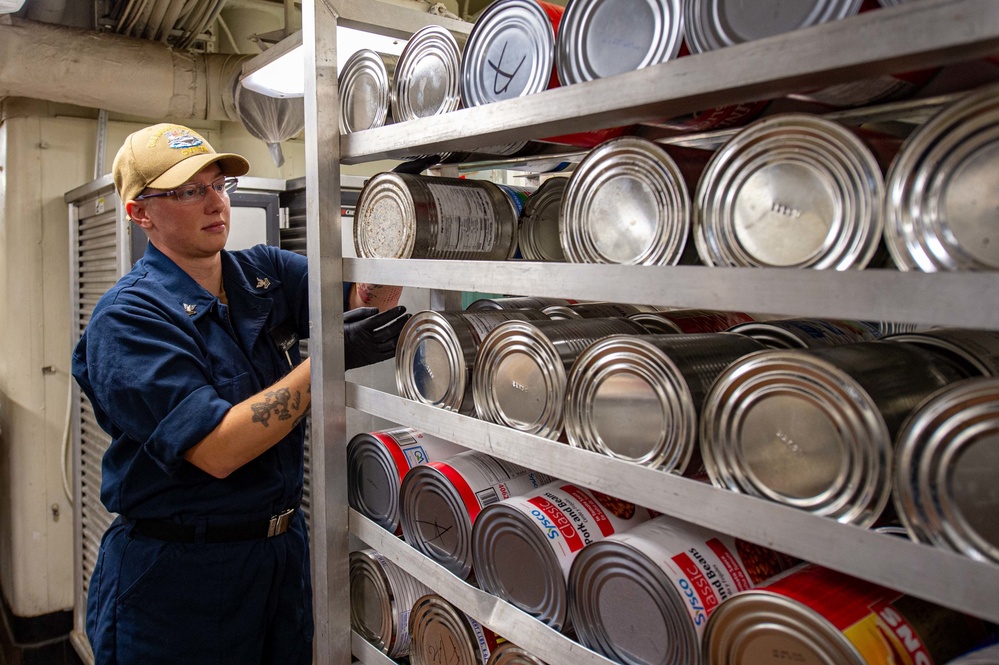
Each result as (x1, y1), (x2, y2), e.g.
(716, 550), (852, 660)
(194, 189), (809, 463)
(353, 86), (999, 271)
(346, 438), (998, 665)
(340, 0), (939, 138)
(387, 297), (999, 552)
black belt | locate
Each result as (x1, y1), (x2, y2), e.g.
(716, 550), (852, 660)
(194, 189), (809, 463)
(131, 507), (297, 544)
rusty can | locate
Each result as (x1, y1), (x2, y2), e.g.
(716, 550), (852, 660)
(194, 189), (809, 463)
(886, 328), (999, 378)
(472, 317), (649, 438)
(338, 49), (398, 134)
(354, 173), (519, 260)
(392, 25), (462, 122)
(346, 427), (467, 534)
(884, 86), (999, 271)
(519, 177), (568, 262)
(409, 593), (501, 665)
(699, 341), (973, 525)
(629, 309), (756, 334)
(694, 113), (885, 269)
(893, 377), (999, 564)
(561, 137), (691, 266)
(702, 563), (991, 665)
(472, 480), (654, 632)
(466, 296), (573, 311)
(554, 0), (683, 85)
(568, 514), (798, 665)
(728, 318), (886, 349)
(564, 332), (767, 473)
(394, 308), (551, 414)
(399, 449), (555, 579)
(349, 548), (433, 657)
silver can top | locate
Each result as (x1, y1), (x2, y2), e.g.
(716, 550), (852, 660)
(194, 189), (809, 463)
(410, 594), (491, 665)
(885, 327), (999, 377)
(354, 172), (417, 259)
(555, 0), (683, 86)
(894, 377), (999, 564)
(393, 25), (462, 122)
(727, 319), (883, 349)
(460, 0), (557, 107)
(338, 49), (395, 134)
(694, 113), (884, 269)
(486, 642), (546, 665)
(684, 0), (865, 54)
(519, 177), (569, 262)
(884, 85), (999, 271)
(562, 137), (691, 265)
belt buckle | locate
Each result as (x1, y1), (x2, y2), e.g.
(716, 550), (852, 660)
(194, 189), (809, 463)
(267, 508), (295, 537)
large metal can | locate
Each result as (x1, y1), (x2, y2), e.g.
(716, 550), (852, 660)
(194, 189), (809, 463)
(893, 377), (999, 564)
(392, 25), (462, 122)
(702, 563), (992, 665)
(395, 308), (551, 414)
(563, 332), (766, 473)
(349, 548), (433, 658)
(727, 318), (886, 349)
(567, 514), (797, 665)
(518, 177), (568, 262)
(886, 327), (999, 377)
(699, 341), (973, 526)
(346, 427), (467, 534)
(694, 114), (885, 269)
(561, 137), (691, 266)
(628, 309), (755, 334)
(354, 173), (519, 260)
(399, 449), (554, 579)
(487, 642), (547, 665)
(884, 86), (999, 271)
(466, 296), (573, 311)
(554, 0), (683, 85)
(543, 302), (661, 320)
(472, 480), (654, 632)
(338, 49), (397, 134)
(472, 317), (649, 438)
(409, 594), (501, 665)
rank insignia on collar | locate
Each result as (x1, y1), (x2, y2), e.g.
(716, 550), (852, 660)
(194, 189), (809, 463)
(183, 303), (197, 316)
(256, 277), (271, 289)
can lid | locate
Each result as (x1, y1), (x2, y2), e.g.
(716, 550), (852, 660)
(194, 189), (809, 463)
(347, 431), (411, 531)
(393, 25), (462, 121)
(410, 594), (486, 665)
(725, 321), (813, 349)
(684, 0), (864, 54)
(338, 49), (393, 134)
(701, 591), (867, 665)
(555, 0), (683, 86)
(472, 501), (571, 629)
(694, 114), (884, 269)
(893, 377), (999, 564)
(486, 641), (546, 665)
(568, 535), (697, 665)
(349, 550), (394, 649)
(627, 312), (684, 334)
(461, 0), (555, 106)
(395, 311), (472, 411)
(562, 137), (690, 265)
(885, 328), (999, 378)
(354, 172), (417, 259)
(699, 349), (892, 526)
(519, 177), (568, 262)
(885, 85), (999, 270)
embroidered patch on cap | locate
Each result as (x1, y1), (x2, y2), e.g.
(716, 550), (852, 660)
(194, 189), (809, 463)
(164, 128), (204, 150)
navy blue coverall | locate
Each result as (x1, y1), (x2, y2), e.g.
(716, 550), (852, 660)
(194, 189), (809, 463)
(73, 242), (336, 664)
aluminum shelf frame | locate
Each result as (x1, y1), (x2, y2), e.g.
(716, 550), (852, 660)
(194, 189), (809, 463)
(345, 259), (999, 329)
(350, 510), (619, 665)
(348, 384), (999, 625)
(341, 0), (999, 162)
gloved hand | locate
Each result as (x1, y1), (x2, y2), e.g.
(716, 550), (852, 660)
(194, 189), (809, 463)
(344, 305), (411, 370)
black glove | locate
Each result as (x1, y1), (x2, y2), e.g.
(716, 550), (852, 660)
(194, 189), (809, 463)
(343, 305), (411, 370)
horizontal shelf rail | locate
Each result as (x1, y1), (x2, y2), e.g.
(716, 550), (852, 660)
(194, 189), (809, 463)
(340, 0), (999, 162)
(347, 384), (999, 624)
(344, 259), (999, 329)
(351, 510), (618, 665)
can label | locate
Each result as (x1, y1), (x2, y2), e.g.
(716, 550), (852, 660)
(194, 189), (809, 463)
(372, 429), (465, 484)
(432, 455), (555, 523)
(427, 183), (499, 253)
(466, 615), (500, 665)
(513, 483), (653, 576)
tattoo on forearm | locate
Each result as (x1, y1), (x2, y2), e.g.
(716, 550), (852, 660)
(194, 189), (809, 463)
(291, 390), (301, 411)
(250, 387), (294, 427)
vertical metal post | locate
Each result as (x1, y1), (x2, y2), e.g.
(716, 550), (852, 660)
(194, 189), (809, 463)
(302, 1), (349, 664)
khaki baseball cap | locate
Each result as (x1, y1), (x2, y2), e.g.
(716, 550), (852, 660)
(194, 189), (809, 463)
(113, 123), (250, 204)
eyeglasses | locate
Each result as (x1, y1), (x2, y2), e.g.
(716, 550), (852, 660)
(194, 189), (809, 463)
(135, 177), (239, 205)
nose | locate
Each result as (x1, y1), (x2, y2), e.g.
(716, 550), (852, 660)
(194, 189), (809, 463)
(204, 183), (228, 211)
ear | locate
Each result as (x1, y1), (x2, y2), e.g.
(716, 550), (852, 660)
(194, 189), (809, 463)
(126, 199), (154, 229)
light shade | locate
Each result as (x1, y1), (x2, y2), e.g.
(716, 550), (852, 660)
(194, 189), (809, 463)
(241, 26), (407, 99)
(0, 0), (26, 13)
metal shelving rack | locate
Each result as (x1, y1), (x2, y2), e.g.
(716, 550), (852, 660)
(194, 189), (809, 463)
(295, 1), (999, 663)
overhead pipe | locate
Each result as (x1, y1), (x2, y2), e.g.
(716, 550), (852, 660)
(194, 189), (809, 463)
(0, 16), (251, 121)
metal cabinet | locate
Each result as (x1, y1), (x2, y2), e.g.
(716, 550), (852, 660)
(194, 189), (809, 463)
(297, 2), (999, 664)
